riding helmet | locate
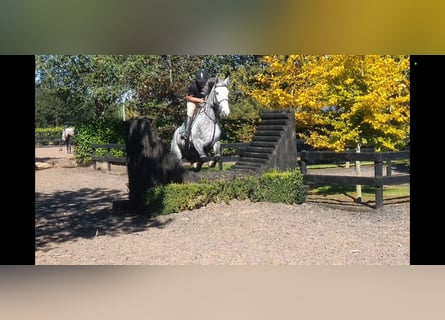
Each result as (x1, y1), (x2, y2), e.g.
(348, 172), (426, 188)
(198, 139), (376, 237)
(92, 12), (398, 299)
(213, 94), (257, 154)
(195, 69), (209, 84)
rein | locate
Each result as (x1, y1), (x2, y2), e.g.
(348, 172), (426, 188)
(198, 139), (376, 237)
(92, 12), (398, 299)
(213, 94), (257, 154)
(197, 81), (228, 144)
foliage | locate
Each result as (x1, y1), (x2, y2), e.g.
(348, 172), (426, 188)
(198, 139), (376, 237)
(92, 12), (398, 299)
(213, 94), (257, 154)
(217, 175), (259, 202)
(35, 85), (66, 128)
(36, 55), (127, 125)
(35, 127), (64, 134)
(249, 55), (410, 151)
(250, 169), (308, 204)
(308, 184), (410, 202)
(35, 55), (267, 144)
(37, 54), (410, 152)
(35, 127), (64, 145)
(143, 169), (308, 215)
(121, 55), (200, 131)
(73, 119), (126, 165)
(221, 118), (261, 142)
(122, 55), (266, 142)
(144, 183), (221, 214)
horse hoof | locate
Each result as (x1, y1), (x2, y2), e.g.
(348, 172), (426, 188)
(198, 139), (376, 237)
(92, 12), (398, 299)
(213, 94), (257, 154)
(208, 155), (220, 168)
(192, 163), (202, 172)
(192, 159), (204, 172)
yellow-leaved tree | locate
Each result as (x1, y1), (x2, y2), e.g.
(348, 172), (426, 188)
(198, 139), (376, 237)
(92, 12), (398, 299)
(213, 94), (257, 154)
(249, 55), (410, 151)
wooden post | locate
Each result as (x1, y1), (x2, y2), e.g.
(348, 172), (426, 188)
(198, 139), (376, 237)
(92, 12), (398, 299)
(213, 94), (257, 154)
(219, 144), (224, 171)
(300, 152), (307, 174)
(92, 146), (97, 170)
(107, 147), (111, 171)
(386, 160), (392, 176)
(374, 159), (384, 209)
(355, 144), (362, 203)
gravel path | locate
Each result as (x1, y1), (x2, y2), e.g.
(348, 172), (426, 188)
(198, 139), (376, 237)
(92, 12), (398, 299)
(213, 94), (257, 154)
(35, 147), (410, 265)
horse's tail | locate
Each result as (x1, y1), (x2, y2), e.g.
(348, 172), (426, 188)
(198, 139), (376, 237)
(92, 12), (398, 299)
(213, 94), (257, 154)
(171, 128), (179, 151)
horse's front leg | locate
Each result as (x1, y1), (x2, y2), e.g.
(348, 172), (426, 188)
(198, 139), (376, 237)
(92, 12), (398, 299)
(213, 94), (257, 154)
(208, 141), (221, 168)
(189, 138), (205, 171)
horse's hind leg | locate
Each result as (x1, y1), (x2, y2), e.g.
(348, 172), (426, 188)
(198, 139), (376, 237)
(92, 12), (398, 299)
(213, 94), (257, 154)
(170, 133), (183, 163)
(193, 139), (207, 160)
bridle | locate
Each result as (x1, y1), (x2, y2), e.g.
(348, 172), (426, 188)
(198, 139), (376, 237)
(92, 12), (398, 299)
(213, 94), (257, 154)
(202, 81), (229, 123)
(212, 82), (229, 106)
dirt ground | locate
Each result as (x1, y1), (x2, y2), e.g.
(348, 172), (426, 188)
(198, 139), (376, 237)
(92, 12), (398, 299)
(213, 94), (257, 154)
(35, 146), (410, 265)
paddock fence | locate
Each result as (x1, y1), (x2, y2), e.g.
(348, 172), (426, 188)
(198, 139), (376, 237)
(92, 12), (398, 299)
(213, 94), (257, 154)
(90, 142), (410, 209)
(299, 150), (410, 209)
(91, 144), (127, 171)
(35, 132), (64, 146)
(90, 143), (250, 172)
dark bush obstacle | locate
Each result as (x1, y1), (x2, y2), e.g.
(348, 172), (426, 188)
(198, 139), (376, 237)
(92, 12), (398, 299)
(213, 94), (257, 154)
(122, 117), (185, 212)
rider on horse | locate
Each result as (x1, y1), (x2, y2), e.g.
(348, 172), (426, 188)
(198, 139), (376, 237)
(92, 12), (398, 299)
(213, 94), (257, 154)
(171, 76), (230, 171)
(181, 69), (210, 141)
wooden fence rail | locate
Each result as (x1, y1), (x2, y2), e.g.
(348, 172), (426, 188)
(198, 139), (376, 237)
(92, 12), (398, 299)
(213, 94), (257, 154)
(218, 143), (248, 170)
(35, 132), (64, 146)
(299, 150), (410, 209)
(90, 143), (410, 209)
(91, 144), (127, 171)
(90, 143), (249, 172)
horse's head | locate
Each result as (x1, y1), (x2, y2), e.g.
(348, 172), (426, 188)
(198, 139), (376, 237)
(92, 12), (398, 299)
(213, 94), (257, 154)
(212, 77), (230, 118)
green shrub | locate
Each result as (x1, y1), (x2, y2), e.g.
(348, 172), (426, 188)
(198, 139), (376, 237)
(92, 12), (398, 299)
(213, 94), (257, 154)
(73, 119), (126, 166)
(36, 120), (126, 166)
(221, 118), (260, 143)
(145, 182), (222, 215)
(252, 169), (307, 204)
(221, 175), (259, 201)
(142, 169), (308, 216)
(35, 127), (64, 145)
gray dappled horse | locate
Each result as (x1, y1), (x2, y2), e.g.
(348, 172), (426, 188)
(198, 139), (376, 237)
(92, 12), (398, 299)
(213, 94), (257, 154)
(171, 77), (230, 172)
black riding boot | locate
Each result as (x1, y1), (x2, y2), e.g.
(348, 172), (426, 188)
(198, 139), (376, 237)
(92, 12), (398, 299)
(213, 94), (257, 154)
(181, 116), (192, 140)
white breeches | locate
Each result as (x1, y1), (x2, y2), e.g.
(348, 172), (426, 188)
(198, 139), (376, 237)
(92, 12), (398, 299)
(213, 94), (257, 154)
(187, 101), (199, 117)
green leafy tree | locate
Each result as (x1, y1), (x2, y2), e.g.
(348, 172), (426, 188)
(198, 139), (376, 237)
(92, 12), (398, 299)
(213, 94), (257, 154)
(121, 55), (267, 141)
(36, 55), (129, 124)
(117, 55), (205, 139)
(35, 83), (65, 127)
(36, 55), (268, 143)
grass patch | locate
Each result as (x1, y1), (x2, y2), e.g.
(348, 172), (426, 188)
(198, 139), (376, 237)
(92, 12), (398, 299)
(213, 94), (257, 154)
(182, 161), (235, 172)
(307, 161), (375, 169)
(306, 159), (410, 170)
(308, 184), (410, 202)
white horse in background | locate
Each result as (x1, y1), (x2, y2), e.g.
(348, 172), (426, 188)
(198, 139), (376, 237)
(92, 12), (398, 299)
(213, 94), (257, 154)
(171, 77), (230, 172)
(61, 126), (75, 153)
